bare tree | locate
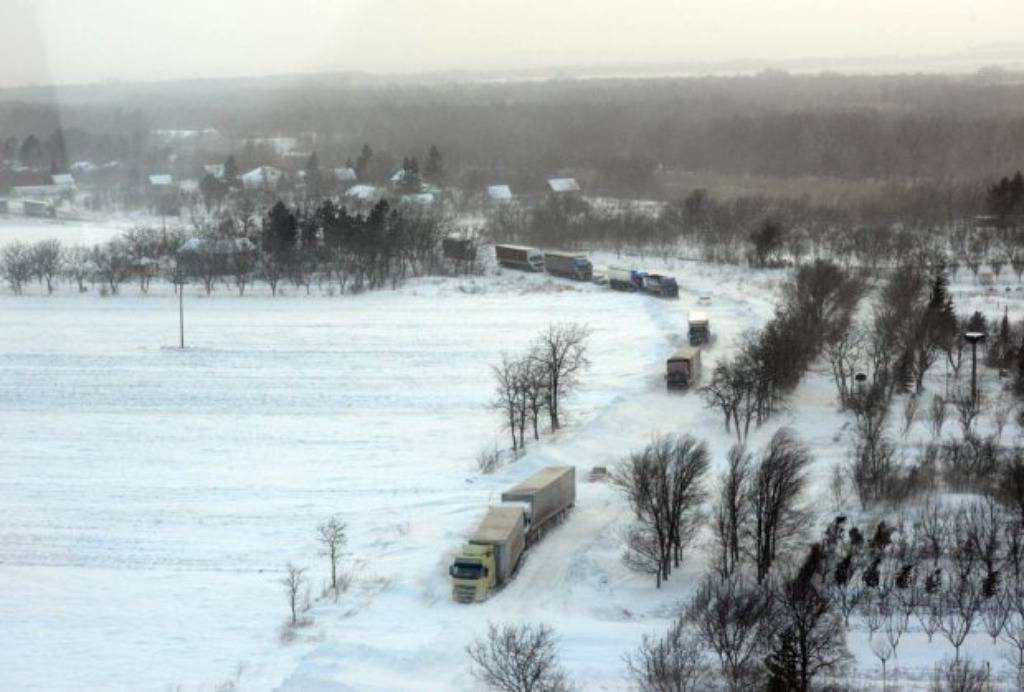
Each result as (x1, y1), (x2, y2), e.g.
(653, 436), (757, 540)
(31, 239), (63, 295)
(0, 242), (32, 295)
(492, 353), (526, 451)
(317, 516), (347, 592)
(902, 394), (920, 438)
(992, 396), (1015, 444)
(467, 623), (571, 692)
(280, 563), (307, 626)
(685, 574), (774, 691)
(929, 658), (991, 692)
(748, 429), (811, 582)
(614, 435), (709, 587)
(928, 394), (948, 440)
(532, 323), (590, 431)
(64, 245), (92, 292)
(823, 326), (864, 410)
(625, 618), (710, 692)
(953, 392), (984, 439)
(713, 445), (751, 578)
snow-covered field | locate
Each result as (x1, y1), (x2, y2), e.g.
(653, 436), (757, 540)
(4, 222), (1024, 690)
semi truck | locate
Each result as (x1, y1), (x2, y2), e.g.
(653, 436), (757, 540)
(543, 251), (593, 281)
(607, 266), (643, 291)
(449, 466), (576, 603)
(495, 244), (545, 272)
(641, 273), (679, 298)
(666, 345), (702, 389)
(688, 311), (710, 345)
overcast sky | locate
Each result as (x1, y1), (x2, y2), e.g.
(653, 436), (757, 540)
(1, 0), (1022, 87)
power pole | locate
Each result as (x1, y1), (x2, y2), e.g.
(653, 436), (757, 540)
(965, 332), (986, 404)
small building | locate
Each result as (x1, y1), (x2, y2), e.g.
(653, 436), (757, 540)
(148, 174), (175, 188)
(12, 184), (70, 201)
(51, 173), (76, 188)
(333, 167), (357, 183)
(23, 199), (56, 218)
(400, 192), (436, 207)
(547, 177), (581, 195)
(344, 184), (380, 203)
(487, 185), (513, 202)
(240, 166), (284, 191)
(202, 163), (226, 179)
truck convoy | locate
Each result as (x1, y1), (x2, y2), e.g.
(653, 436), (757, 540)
(449, 466), (576, 603)
(543, 251), (593, 281)
(641, 273), (680, 298)
(495, 244), (546, 272)
(666, 345), (702, 389)
(688, 311), (711, 345)
(608, 266), (643, 291)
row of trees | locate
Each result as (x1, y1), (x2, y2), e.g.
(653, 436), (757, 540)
(702, 260), (863, 443)
(0, 198), (458, 297)
(490, 324), (590, 453)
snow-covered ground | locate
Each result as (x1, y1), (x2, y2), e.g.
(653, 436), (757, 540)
(3, 230), (1024, 689)
(0, 217), (135, 246)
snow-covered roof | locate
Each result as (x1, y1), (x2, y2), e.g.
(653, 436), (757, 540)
(240, 166), (283, 186)
(178, 237), (255, 255)
(69, 161), (97, 174)
(149, 174), (174, 186)
(203, 164), (225, 178)
(487, 185), (513, 201)
(51, 173), (75, 186)
(333, 167), (357, 182)
(345, 184), (378, 200)
(688, 311), (708, 323)
(547, 177), (580, 193)
(400, 193), (435, 206)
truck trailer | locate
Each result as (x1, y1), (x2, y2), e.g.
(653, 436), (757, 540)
(641, 273), (679, 298)
(543, 251), (593, 281)
(688, 311), (711, 345)
(666, 345), (702, 389)
(449, 466), (575, 603)
(495, 244), (545, 272)
(607, 266), (643, 291)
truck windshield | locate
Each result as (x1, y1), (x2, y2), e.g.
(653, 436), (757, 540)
(451, 561), (484, 579)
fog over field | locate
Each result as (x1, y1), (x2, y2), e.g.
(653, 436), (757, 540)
(4, 2), (1024, 691)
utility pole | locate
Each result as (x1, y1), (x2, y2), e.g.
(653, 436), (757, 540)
(964, 332), (986, 404)
(174, 275), (187, 350)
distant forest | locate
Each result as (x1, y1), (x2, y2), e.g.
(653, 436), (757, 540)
(2, 71), (1024, 195)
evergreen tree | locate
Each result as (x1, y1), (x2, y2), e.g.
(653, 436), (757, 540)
(355, 144), (373, 180)
(425, 144), (442, 179)
(765, 629), (801, 692)
(263, 201), (298, 256)
(223, 155), (239, 184)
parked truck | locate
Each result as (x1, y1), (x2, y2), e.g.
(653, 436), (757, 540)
(449, 466), (576, 603)
(495, 244), (545, 272)
(688, 311), (710, 345)
(543, 251), (593, 281)
(607, 266), (643, 291)
(641, 273), (680, 298)
(666, 345), (702, 389)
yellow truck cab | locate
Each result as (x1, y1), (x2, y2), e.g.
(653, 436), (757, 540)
(450, 467), (576, 603)
(450, 506), (525, 603)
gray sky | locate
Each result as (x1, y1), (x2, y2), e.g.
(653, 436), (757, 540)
(1, 0), (1022, 87)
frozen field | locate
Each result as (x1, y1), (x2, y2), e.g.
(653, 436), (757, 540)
(3, 250), (1023, 690)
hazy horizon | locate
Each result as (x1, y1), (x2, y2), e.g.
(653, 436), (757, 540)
(3, 0), (1024, 89)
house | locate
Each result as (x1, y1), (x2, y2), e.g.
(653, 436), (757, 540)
(547, 177), (581, 194)
(23, 199), (56, 218)
(202, 164), (225, 179)
(51, 173), (75, 188)
(240, 166), (284, 191)
(12, 184), (69, 200)
(344, 184), (380, 202)
(487, 184), (513, 202)
(333, 167), (357, 183)
(148, 174), (174, 188)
